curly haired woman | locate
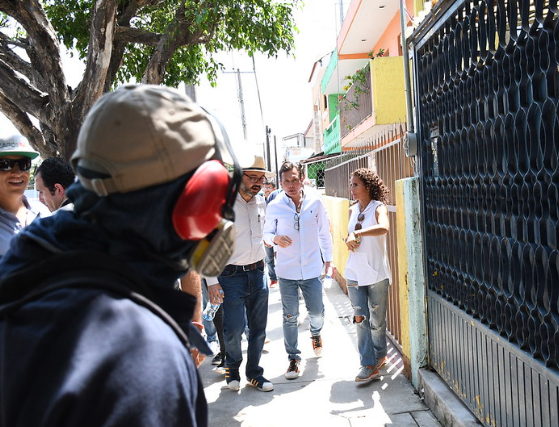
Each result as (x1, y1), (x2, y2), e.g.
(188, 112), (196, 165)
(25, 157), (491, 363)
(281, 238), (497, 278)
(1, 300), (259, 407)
(344, 168), (392, 383)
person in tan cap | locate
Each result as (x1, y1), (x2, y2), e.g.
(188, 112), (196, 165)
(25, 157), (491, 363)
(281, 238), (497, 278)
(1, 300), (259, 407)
(206, 153), (275, 392)
(0, 85), (243, 427)
(0, 134), (50, 257)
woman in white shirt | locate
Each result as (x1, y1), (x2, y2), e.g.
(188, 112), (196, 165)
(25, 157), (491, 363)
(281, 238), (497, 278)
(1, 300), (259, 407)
(344, 168), (391, 383)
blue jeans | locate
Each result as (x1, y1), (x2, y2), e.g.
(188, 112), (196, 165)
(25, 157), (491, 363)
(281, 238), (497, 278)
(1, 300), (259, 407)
(219, 264), (268, 379)
(347, 279), (390, 367)
(278, 277), (324, 361)
(201, 279), (218, 343)
(264, 246), (276, 281)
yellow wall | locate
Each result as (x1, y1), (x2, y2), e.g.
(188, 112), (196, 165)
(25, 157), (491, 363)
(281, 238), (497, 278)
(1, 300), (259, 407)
(395, 180), (411, 360)
(371, 56), (407, 124)
(323, 196), (350, 290)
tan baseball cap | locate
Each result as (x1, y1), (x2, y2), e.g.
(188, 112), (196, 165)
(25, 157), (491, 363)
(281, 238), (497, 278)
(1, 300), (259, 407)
(72, 84), (234, 196)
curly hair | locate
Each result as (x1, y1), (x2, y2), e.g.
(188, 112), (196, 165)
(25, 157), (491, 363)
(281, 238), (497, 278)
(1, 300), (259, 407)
(352, 168), (389, 204)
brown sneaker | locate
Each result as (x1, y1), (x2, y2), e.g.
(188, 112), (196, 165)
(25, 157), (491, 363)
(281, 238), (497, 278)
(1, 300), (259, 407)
(285, 359), (300, 380)
(377, 356), (387, 370)
(355, 365), (380, 382)
(311, 335), (322, 356)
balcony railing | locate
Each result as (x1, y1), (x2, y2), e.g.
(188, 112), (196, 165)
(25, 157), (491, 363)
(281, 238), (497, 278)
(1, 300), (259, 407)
(339, 70), (372, 139)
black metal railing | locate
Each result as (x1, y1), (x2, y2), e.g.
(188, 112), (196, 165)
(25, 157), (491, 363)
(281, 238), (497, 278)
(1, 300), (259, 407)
(411, 0), (559, 425)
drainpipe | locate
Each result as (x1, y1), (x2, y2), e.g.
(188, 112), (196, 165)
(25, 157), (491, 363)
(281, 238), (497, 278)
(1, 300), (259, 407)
(399, 0), (418, 157)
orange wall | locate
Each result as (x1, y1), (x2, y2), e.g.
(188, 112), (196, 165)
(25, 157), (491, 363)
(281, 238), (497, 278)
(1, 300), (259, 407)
(374, 0), (415, 58)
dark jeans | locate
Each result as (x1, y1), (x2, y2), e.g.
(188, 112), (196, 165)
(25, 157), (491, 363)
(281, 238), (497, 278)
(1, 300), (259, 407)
(219, 263), (268, 379)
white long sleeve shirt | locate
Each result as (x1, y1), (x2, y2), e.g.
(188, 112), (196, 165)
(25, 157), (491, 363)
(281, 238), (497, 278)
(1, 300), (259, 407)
(263, 190), (333, 280)
(206, 192), (266, 285)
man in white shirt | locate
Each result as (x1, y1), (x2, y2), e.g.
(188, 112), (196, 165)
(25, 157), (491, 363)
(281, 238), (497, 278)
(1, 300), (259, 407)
(207, 154), (274, 392)
(263, 161), (334, 380)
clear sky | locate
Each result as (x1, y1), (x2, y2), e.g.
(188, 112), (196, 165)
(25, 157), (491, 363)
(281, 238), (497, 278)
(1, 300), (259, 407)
(0, 0), (347, 160)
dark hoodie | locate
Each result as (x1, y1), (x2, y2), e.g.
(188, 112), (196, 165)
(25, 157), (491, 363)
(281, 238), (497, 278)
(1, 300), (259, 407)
(0, 180), (208, 427)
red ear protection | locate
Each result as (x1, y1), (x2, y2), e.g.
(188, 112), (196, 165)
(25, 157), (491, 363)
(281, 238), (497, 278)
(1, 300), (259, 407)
(172, 160), (231, 240)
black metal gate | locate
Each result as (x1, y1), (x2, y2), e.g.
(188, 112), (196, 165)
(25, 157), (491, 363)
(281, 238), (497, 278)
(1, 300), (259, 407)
(409, 1), (559, 425)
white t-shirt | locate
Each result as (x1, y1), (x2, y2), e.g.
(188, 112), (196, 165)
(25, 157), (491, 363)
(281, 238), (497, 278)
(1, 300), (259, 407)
(344, 200), (392, 286)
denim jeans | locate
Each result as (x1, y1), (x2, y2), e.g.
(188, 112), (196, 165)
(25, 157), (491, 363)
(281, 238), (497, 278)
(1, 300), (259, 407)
(264, 246), (276, 282)
(219, 264), (268, 379)
(347, 278), (389, 367)
(278, 277), (324, 361)
(201, 279), (218, 343)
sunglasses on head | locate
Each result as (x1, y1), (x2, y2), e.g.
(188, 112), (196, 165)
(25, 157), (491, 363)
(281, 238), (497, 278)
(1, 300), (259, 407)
(0, 158), (32, 172)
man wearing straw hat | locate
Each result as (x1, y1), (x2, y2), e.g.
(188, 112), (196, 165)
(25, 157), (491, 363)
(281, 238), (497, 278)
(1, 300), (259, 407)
(207, 153), (275, 392)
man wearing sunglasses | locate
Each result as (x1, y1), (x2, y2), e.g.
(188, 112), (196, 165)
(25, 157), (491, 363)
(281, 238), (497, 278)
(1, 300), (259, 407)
(0, 135), (50, 257)
(263, 161), (334, 380)
(206, 154), (275, 393)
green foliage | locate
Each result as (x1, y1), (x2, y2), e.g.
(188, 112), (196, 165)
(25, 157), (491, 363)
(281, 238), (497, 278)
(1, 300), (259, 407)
(338, 49), (385, 113)
(41, 0), (300, 87)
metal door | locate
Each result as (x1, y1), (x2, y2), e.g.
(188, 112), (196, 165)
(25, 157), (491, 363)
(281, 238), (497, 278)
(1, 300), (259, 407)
(409, 1), (559, 425)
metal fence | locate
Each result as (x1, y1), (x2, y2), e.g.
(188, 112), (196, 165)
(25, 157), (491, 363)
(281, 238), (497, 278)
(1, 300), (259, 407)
(410, 0), (559, 425)
(324, 122), (414, 200)
(339, 68), (373, 140)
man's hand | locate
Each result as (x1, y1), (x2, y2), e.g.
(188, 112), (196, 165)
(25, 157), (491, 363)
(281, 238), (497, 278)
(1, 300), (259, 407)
(190, 321), (206, 367)
(274, 235), (293, 248)
(208, 284), (224, 304)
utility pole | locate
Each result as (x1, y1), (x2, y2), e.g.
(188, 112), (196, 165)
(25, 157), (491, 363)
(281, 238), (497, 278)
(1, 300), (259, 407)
(184, 84), (196, 102)
(235, 69), (248, 140)
(265, 126), (272, 174)
(274, 134), (279, 185)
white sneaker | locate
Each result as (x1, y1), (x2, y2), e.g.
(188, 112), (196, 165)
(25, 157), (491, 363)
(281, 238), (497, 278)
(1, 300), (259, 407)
(227, 380), (240, 391)
(225, 368), (240, 391)
(248, 376), (274, 392)
(285, 359), (300, 380)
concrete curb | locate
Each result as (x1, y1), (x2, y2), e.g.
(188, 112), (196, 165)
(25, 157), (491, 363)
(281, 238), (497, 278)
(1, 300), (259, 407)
(418, 368), (482, 427)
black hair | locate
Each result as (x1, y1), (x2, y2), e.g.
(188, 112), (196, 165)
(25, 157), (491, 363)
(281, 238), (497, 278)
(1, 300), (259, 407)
(35, 157), (75, 193)
(279, 161), (304, 181)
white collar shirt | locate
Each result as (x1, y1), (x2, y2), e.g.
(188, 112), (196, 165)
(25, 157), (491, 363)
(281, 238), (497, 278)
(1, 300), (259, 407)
(206, 192), (266, 285)
(263, 189), (333, 280)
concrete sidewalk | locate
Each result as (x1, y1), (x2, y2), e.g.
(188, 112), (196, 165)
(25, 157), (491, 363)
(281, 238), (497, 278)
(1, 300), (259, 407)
(198, 279), (442, 427)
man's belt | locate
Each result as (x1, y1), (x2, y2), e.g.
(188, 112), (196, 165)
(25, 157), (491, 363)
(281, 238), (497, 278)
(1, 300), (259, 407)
(224, 260), (265, 272)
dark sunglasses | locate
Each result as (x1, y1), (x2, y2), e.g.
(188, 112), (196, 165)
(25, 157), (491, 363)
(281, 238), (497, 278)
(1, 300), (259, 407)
(355, 213), (365, 231)
(0, 158), (32, 171)
(294, 213), (300, 231)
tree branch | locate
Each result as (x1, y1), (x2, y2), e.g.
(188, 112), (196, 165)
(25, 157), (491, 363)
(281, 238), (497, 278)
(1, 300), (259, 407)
(0, 59), (49, 122)
(0, 91), (52, 155)
(142, 2), (201, 84)
(1, 1), (69, 108)
(73, 0), (118, 115)
(115, 26), (161, 46)
(0, 35), (48, 92)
